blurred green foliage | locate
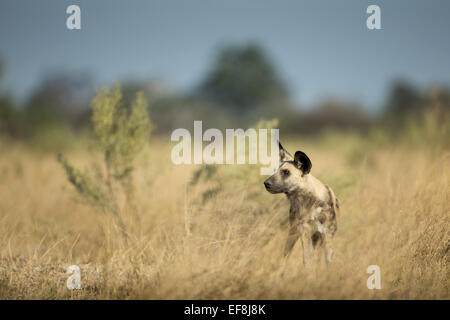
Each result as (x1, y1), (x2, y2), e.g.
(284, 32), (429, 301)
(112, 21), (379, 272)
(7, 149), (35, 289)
(0, 44), (450, 152)
(91, 84), (152, 184)
(0, 58), (23, 138)
(58, 85), (153, 235)
(199, 43), (288, 112)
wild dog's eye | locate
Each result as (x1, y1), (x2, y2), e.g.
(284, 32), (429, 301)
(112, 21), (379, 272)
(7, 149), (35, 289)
(281, 169), (290, 176)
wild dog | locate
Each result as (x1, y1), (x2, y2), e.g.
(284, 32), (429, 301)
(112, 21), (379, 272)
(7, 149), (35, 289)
(264, 142), (339, 266)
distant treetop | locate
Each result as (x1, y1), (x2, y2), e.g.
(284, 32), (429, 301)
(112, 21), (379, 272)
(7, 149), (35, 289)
(199, 43), (289, 112)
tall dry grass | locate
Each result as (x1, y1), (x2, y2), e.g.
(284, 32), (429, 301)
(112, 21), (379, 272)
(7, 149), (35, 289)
(0, 130), (448, 299)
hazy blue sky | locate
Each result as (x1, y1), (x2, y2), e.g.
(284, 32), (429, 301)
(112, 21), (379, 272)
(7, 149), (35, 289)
(1, 0), (449, 110)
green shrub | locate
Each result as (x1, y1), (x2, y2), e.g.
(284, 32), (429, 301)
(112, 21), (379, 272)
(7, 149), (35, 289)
(58, 84), (152, 236)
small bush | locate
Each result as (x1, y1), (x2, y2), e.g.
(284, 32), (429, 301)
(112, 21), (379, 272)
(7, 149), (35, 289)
(58, 84), (152, 235)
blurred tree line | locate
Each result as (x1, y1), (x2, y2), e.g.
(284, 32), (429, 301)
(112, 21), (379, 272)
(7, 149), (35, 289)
(1, 44), (449, 148)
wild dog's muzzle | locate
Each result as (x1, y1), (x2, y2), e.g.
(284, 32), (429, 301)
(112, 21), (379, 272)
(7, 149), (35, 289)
(264, 179), (277, 193)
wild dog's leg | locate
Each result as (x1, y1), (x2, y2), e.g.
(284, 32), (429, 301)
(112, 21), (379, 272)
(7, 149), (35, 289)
(311, 232), (324, 266)
(321, 236), (333, 265)
(284, 225), (300, 257)
(327, 247), (333, 263)
(300, 231), (314, 266)
(324, 185), (338, 264)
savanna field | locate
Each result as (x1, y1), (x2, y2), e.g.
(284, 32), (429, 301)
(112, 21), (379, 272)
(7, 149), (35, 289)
(3, 0), (450, 302)
(0, 121), (448, 299)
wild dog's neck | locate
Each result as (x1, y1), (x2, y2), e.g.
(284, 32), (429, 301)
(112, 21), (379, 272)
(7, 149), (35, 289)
(286, 187), (321, 215)
(286, 191), (302, 216)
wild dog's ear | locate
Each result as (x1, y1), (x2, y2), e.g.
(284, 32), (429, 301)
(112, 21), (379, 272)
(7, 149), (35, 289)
(278, 141), (293, 162)
(294, 151), (312, 174)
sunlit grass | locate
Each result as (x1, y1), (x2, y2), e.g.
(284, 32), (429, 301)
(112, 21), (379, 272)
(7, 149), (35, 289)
(0, 111), (448, 299)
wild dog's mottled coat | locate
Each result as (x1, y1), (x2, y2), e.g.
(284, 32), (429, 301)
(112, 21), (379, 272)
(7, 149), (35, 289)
(264, 143), (339, 265)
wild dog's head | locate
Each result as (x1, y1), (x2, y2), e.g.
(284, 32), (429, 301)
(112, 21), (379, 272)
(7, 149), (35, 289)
(264, 142), (312, 194)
